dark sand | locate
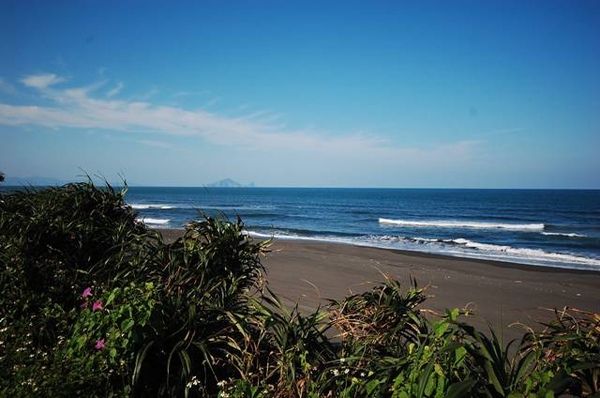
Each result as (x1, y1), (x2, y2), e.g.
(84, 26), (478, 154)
(159, 229), (600, 341)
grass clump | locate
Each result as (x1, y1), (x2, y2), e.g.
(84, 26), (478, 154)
(1, 182), (598, 397)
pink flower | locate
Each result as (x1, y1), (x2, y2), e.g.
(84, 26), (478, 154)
(94, 338), (105, 350)
(92, 301), (103, 311)
(81, 287), (92, 298)
(80, 301), (89, 308)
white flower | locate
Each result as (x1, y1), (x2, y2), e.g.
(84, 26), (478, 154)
(187, 376), (200, 389)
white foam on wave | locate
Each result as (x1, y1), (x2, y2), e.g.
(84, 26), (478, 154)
(370, 235), (600, 270)
(248, 230), (356, 245)
(541, 232), (587, 238)
(447, 238), (600, 266)
(131, 203), (174, 210)
(378, 235), (439, 244)
(249, 230), (600, 270)
(379, 218), (545, 231)
(136, 217), (171, 225)
(248, 231), (274, 239)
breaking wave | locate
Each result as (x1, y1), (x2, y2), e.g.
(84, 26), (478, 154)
(379, 218), (545, 231)
(131, 203), (175, 210)
(249, 229), (600, 270)
(541, 232), (587, 238)
(136, 217), (171, 226)
(373, 235), (600, 269)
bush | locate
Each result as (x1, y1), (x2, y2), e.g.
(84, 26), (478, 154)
(1, 182), (598, 397)
(0, 182), (269, 396)
(0, 182), (161, 396)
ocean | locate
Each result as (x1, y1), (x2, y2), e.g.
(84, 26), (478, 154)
(126, 187), (600, 271)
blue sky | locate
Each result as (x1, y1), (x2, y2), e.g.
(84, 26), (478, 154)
(1, 0), (599, 188)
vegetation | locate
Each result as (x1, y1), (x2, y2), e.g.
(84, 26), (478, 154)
(1, 182), (598, 397)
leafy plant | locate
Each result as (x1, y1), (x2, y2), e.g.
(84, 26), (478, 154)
(532, 307), (600, 396)
(2, 182), (598, 397)
(0, 181), (159, 396)
(131, 215), (270, 397)
(387, 309), (475, 398)
(239, 289), (333, 397)
(329, 276), (428, 357)
(458, 322), (542, 397)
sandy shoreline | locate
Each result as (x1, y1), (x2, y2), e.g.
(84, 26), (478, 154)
(159, 229), (600, 341)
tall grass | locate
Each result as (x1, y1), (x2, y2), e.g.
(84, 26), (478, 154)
(1, 182), (597, 397)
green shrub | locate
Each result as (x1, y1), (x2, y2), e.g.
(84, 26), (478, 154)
(530, 308), (600, 396)
(131, 216), (269, 397)
(1, 182), (598, 397)
(0, 182), (160, 396)
(0, 183), (269, 396)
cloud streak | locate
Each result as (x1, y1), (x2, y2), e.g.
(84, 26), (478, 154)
(107, 82), (124, 98)
(21, 73), (66, 89)
(0, 73), (480, 168)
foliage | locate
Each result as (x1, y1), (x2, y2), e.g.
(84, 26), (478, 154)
(531, 308), (600, 396)
(131, 215), (270, 397)
(0, 181), (160, 396)
(232, 289), (335, 397)
(1, 182), (598, 397)
(329, 276), (428, 356)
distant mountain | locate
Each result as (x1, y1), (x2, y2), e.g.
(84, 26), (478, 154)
(207, 178), (254, 188)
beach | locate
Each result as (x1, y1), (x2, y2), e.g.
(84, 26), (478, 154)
(130, 187), (600, 271)
(160, 229), (600, 342)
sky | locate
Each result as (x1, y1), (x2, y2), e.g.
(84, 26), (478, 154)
(1, 0), (599, 188)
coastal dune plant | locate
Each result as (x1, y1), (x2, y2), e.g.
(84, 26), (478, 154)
(328, 276), (429, 356)
(0, 181), (161, 396)
(0, 181), (158, 303)
(0, 183), (270, 396)
(454, 307), (600, 397)
(533, 308), (600, 396)
(382, 309), (476, 398)
(50, 282), (157, 395)
(1, 181), (599, 397)
(241, 289), (334, 397)
(323, 281), (473, 397)
(131, 215), (270, 397)
(458, 323), (543, 397)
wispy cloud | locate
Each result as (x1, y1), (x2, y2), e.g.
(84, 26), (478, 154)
(0, 73), (481, 168)
(107, 82), (124, 98)
(21, 73), (66, 89)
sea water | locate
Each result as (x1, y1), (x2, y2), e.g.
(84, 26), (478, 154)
(125, 187), (600, 271)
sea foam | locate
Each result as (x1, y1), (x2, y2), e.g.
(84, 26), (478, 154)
(379, 218), (545, 231)
(131, 203), (174, 210)
(447, 238), (600, 266)
(371, 235), (600, 269)
(541, 232), (587, 238)
(136, 217), (171, 225)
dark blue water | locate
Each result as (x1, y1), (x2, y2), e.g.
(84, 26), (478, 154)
(124, 187), (600, 271)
